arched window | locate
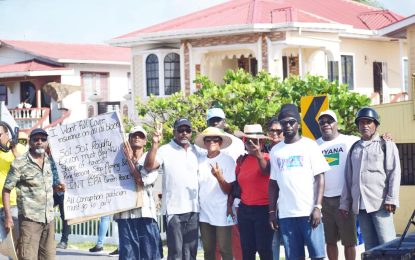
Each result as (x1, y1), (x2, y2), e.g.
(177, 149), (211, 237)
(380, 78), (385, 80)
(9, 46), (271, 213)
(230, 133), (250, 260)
(146, 54), (159, 96)
(164, 53), (180, 95)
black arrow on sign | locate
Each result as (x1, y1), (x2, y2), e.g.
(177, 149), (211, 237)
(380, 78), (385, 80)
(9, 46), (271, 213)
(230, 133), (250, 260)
(303, 96), (326, 140)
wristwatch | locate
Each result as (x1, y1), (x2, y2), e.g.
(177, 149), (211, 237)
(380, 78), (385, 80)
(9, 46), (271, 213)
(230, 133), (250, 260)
(314, 204), (322, 210)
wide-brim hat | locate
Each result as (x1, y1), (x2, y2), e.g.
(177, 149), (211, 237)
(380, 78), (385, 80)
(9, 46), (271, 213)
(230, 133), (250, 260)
(234, 124), (269, 139)
(194, 127), (232, 149)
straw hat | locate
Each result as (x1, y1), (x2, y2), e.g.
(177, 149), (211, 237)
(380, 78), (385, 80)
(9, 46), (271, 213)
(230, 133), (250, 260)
(194, 127), (232, 149)
(234, 124), (269, 139)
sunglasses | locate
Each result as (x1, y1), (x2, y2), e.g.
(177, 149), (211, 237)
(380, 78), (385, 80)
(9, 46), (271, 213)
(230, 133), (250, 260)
(204, 137), (222, 143)
(177, 128), (192, 134)
(18, 139), (28, 145)
(243, 137), (259, 145)
(31, 137), (47, 142)
(269, 129), (283, 135)
(279, 119), (297, 126)
(130, 132), (146, 139)
(318, 118), (336, 126)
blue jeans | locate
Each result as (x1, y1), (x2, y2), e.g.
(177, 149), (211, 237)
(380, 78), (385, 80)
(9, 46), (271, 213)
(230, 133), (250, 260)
(358, 209), (396, 251)
(272, 229), (281, 260)
(237, 204), (274, 260)
(279, 217), (325, 259)
(117, 218), (163, 260)
(97, 215), (111, 247)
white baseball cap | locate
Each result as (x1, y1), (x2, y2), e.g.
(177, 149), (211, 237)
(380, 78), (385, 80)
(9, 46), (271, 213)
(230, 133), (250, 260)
(207, 108), (225, 121)
(318, 110), (337, 122)
(129, 125), (147, 137)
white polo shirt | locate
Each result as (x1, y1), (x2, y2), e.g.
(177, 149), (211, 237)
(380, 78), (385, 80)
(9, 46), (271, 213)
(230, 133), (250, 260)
(156, 140), (199, 215)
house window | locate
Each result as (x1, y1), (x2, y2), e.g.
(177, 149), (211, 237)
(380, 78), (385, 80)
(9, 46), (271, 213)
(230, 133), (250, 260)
(0, 85), (7, 105)
(146, 54), (159, 96)
(403, 58), (408, 93)
(341, 55), (354, 90)
(328, 61), (339, 82)
(164, 53), (180, 95)
(97, 101), (120, 115)
(81, 72), (109, 102)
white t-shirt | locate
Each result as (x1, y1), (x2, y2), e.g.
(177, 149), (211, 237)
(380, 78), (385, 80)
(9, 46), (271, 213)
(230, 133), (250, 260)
(270, 137), (330, 219)
(156, 140), (199, 215)
(196, 133), (245, 162)
(316, 134), (359, 197)
(198, 153), (236, 226)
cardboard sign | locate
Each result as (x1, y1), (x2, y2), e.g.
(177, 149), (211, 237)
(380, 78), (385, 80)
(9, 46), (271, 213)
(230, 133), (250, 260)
(48, 112), (141, 223)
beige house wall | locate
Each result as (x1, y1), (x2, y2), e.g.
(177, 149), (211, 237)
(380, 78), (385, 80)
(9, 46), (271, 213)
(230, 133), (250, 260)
(394, 186), (415, 234)
(340, 38), (406, 101)
(373, 101), (415, 144)
(408, 25), (415, 100)
(132, 55), (144, 99)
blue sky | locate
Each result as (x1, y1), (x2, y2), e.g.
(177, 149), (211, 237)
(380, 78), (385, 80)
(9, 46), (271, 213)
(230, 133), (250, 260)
(0, 0), (414, 44)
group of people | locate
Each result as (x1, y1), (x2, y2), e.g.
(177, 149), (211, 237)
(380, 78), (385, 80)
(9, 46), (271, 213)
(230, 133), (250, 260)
(0, 102), (401, 260)
(139, 104), (401, 260)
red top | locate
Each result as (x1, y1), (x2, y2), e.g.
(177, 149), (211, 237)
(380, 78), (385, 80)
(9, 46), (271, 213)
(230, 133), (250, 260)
(237, 153), (270, 206)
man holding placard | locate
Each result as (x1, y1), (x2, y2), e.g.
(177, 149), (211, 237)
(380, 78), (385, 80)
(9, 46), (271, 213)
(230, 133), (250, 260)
(114, 125), (163, 259)
(145, 118), (199, 260)
(2, 128), (64, 260)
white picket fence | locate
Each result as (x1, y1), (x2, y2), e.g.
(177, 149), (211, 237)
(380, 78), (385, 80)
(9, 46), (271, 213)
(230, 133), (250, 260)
(54, 211), (166, 245)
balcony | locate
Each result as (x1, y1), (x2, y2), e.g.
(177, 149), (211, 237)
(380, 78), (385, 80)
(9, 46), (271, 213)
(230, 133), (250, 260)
(9, 107), (50, 131)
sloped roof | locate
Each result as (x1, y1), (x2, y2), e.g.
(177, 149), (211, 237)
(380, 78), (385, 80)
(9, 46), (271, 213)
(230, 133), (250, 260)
(0, 59), (73, 78)
(0, 40), (131, 63)
(378, 14), (415, 39)
(115, 0), (404, 40)
(0, 59), (68, 73)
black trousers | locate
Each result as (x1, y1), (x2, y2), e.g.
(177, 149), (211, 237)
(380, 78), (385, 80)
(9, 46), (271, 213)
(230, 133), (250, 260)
(53, 193), (70, 243)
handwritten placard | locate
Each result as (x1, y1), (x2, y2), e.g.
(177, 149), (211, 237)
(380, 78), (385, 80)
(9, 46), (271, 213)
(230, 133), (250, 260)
(47, 112), (139, 223)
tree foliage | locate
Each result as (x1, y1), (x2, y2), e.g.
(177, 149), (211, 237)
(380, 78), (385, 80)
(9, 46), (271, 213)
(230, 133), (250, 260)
(134, 69), (370, 144)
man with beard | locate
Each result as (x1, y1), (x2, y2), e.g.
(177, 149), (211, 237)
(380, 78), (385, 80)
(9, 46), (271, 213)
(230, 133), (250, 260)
(2, 128), (64, 260)
(268, 104), (329, 260)
(145, 118), (199, 260)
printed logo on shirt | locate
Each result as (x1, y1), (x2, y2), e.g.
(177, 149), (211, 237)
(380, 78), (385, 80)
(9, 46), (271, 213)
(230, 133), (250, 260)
(324, 153), (339, 166)
(321, 146), (344, 166)
(277, 156), (304, 170)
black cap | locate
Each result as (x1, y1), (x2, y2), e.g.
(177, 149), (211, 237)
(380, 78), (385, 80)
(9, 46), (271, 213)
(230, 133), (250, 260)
(278, 104), (301, 122)
(174, 118), (192, 129)
(29, 128), (48, 138)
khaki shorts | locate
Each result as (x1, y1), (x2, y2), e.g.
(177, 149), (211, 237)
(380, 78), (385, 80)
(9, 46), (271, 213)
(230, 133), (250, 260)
(322, 196), (357, 246)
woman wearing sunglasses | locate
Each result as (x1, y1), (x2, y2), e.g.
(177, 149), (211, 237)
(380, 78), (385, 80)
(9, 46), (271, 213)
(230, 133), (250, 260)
(231, 124), (274, 260)
(195, 127), (235, 260)
(264, 117), (284, 153)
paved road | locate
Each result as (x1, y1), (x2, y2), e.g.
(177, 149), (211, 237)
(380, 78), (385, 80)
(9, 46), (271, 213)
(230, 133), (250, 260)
(0, 248), (116, 260)
(56, 248), (118, 259)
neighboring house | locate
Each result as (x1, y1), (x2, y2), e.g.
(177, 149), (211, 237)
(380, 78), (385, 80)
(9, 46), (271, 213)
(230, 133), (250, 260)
(110, 0), (408, 105)
(374, 14), (415, 235)
(0, 40), (132, 132)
